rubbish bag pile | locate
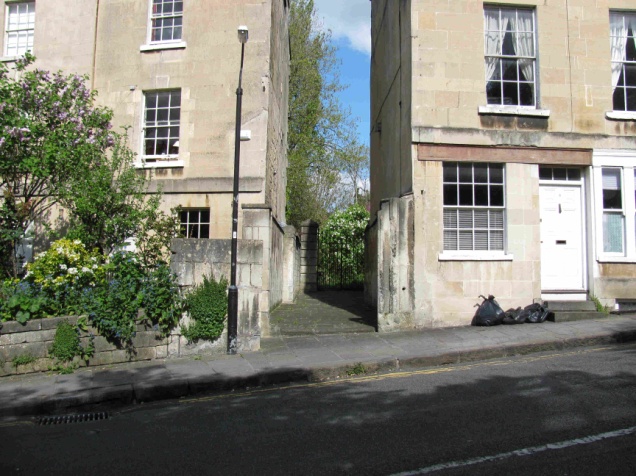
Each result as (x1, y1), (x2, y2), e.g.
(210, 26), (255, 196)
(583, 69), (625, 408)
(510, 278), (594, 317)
(471, 295), (554, 327)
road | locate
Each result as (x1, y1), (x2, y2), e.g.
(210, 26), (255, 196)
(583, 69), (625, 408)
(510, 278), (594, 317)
(2, 344), (636, 475)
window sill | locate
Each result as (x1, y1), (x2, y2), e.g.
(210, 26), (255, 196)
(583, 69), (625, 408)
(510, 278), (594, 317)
(140, 41), (187, 52)
(0, 56), (18, 63)
(596, 256), (636, 264)
(478, 106), (550, 118)
(134, 160), (184, 169)
(438, 252), (514, 262)
(605, 111), (636, 121)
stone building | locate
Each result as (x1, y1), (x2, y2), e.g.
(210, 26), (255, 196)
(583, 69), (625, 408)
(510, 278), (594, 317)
(0, 0), (292, 349)
(368, 0), (636, 330)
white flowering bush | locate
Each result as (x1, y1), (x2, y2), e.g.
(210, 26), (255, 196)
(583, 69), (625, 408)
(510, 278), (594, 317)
(25, 239), (104, 289)
(318, 204), (369, 288)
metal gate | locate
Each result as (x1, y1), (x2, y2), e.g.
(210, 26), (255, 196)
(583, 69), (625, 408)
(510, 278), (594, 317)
(317, 230), (365, 290)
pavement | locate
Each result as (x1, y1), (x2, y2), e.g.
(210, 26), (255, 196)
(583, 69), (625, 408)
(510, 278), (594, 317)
(1, 298), (636, 419)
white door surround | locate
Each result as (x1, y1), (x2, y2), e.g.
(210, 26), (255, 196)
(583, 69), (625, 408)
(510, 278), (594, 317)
(540, 180), (587, 295)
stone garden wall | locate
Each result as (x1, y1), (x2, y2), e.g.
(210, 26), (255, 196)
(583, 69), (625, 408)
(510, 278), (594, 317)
(0, 315), (216, 377)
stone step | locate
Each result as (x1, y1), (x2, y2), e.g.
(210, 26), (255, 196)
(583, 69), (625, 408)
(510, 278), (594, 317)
(551, 310), (607, 322)
(544, 300), (597, 312)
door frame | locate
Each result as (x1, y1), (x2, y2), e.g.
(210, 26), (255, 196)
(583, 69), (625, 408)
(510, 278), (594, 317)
(539, 170), (588, 297)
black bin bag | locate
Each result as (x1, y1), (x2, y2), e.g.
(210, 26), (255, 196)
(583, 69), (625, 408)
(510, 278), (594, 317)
(472, 295), (505, 326)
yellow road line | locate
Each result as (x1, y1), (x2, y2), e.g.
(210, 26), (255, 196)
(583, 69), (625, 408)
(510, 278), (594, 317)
(180, 346), (610, 405)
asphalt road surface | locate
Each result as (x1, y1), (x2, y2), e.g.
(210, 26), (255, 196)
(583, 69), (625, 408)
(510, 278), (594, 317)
(2, 344), (636, 475)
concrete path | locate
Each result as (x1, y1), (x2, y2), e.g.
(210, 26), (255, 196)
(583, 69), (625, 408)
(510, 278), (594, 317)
(1, 310), (636, 419)
(270, 291), (376, 335)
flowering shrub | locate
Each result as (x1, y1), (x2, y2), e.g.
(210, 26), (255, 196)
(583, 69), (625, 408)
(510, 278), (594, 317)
(318, 204), (369, 289)
(1, 243), (182, 345)
(25, 239), (104, 289)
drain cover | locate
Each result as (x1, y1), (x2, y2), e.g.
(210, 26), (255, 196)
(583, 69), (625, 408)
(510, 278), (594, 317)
(38, 412), (109, 425)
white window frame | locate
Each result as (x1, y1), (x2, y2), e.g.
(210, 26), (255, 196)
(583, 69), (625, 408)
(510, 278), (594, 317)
(3, 1), (35, 58)
(138, 89), (184, 168)
(180, 208), (210, 239)
(593, 150), (636, 262)
(608, 11), (636, 117)
(140, 0), (186, 52)
(439, 162), (513, 261)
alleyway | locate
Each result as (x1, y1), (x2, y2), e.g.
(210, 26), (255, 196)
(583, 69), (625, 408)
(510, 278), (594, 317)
(269, 291), (376, 336)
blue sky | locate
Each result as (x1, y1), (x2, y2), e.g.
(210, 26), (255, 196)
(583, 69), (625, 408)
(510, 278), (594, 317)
(313, 0), (371, 147)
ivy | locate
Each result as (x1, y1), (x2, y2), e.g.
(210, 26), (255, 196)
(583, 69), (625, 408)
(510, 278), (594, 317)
(182, 274), (228, 343)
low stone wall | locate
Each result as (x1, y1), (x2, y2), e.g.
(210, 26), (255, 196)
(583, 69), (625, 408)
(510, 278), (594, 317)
(0, 315), (226, 377)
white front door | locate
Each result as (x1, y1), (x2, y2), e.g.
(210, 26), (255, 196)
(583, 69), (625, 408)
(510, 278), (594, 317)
(540, 185), (585, 291)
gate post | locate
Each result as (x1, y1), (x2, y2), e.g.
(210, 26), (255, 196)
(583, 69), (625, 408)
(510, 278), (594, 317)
(300, 220), (319, 292)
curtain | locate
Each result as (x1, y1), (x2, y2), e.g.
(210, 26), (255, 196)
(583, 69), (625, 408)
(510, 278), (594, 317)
(610, 13), (627, 90)
(484, 10), (509, 82)
(515, 10), (535, 84)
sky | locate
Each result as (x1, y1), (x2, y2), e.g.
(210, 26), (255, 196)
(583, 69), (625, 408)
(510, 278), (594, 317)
(312, 0), (371, 147)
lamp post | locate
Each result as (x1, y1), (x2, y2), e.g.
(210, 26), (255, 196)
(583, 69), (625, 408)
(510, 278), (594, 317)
(228, 26), (248, 354)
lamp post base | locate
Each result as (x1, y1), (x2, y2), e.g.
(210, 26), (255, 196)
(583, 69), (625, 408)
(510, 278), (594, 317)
(227, 285), (238, 354)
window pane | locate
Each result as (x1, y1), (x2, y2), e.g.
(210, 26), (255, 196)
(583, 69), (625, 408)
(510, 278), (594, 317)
(553, 168), (567, 180)
(475, 231), (489, 250)
(443, 163), (458, 182)
(602, 169), (622, 209)
(474, 163), (488, 183)
(459, 164), (473, 183)
(490, 185), (504, 206)
(568, 168), (581, 181)
(444, 231), (458, 251)
(502, 81), (519, 105)
(459, 231), (473, 250)
(603, 213), (624, 253)
(502, 60), (518, 80)
(458, 210), (473, 229)
(475, 185), (489, 206)
(459, 185), (474, 206)
(486, 81), (502, 104)
(444, 209), (457, 228)
(444, 185), (458, 206)
(519, 82), (534, 106)
(626, 87), (636, 112)
(490, 166), (504, 183)
(539, 167), (552, 180)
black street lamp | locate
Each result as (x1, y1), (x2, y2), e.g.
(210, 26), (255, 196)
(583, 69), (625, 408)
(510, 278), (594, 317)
(228, 25), (248, 354)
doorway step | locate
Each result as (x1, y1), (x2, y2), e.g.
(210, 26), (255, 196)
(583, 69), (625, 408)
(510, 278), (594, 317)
(543, 300), (606, 322)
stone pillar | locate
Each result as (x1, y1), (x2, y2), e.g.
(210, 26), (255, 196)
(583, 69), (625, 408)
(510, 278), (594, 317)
(300, 220), (319, 292)
(282, 225), (300, 303)
(377, 195), (415, 331)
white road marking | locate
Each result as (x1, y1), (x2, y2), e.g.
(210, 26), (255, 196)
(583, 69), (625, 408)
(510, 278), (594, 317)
(390, 426), (636, 475)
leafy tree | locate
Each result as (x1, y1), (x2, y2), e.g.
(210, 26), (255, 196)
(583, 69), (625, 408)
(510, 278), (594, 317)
(287, 0), (369, 227)
(0, 54), (113, 277)
(0, 55), (180, 274)
(59, 130), (180, 260)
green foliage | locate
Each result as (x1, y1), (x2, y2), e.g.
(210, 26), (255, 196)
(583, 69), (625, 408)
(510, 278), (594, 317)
(83, 252), (183, 344)
(590, 295), (610, 316)
(141, 262), (183, 336)
(287, 0), (369, 227)
(12, 353), (36, 369)
(182, 274), (228, 343)
(318, 204), (369, 289)
(0, 54), (114, 278)
(346, 363), (366, 376)
(59, 132), (181, 258)
(49, 320), (94, 374)
(0, 279), (49, 323)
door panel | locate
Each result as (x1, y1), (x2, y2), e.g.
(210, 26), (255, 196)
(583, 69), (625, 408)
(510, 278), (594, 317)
(540, 185), (585, 290)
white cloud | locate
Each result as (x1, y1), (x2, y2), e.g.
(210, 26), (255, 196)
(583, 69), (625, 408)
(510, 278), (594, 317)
(313, 0), (371, 55)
